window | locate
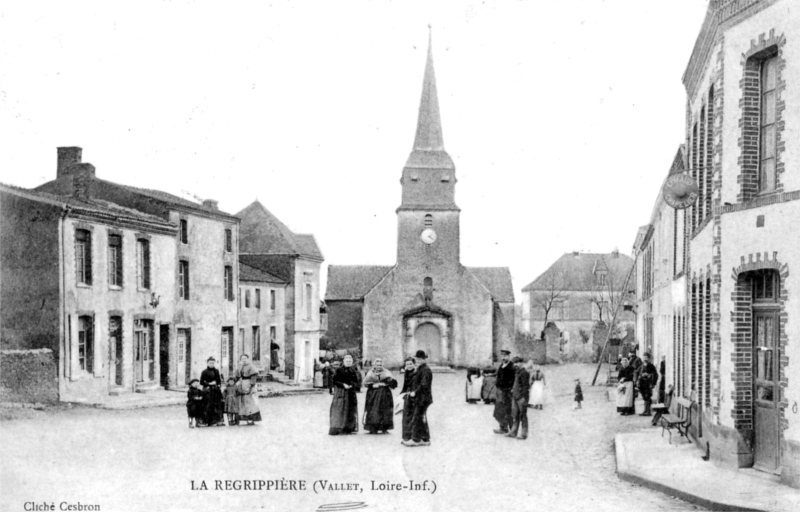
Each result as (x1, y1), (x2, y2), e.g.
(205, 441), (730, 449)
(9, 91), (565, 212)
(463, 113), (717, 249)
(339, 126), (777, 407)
(255, 289), (261, 309)
(178, 260), (190, 299)
(752, 269), (779, 301)
(597, 272), (606, 286)
(305, 283), (313, 320)
(424, 214), (433, 227)
(245, 289), (251, 308)
(178, 330), (186, 364)
(224, 265), (233, 301)
(137, 239), (150, 289)
(252, 326), (261, 361)
(270, 290), (276, 311)
(180, 219), (188, 244)
(78, 316), (94, 373)
(108, 234), (122, 287)
(224, 228), (232, 253)
(75, 229), (92, 285)
(759, 55), (777, 193)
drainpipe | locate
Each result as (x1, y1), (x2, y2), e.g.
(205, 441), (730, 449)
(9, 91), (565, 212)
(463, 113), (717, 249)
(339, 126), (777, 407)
(59, 205), (71, 398)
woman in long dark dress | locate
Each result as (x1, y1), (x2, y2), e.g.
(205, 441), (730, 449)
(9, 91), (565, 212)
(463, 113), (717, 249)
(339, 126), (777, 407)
(400, 357), (416, 442)
(200, 357), (225, 426)
(329, 355), (361, 435)
(616, 358), (636, 415)
(363, 358), (397, 434)
(236, 354), (262, 425)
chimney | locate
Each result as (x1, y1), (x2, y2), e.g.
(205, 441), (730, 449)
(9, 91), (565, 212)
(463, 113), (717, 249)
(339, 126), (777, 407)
(612, 248), (620, 259)
(203, 199), (219, 210)
(573, 251), (580, 258)
(57, 147), (83, 178)
(70, 163), (96, 200)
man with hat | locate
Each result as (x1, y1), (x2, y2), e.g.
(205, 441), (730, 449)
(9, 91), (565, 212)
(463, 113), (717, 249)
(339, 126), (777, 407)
(493, 349), (515, 434)
(200, 356), (225, 426)
(402, 350), (433, 447)
(628, 347), (642, 399)
(637, 352), (658, 416)
(507, 357), (530, 440)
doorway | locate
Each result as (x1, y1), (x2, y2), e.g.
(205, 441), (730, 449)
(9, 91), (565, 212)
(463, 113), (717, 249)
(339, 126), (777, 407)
(414, 323), (442, 362)
(109, 316), (123, 387)
(753, 309), (780, 472)
(159, 325), (170, 388)
(177, 328), (191, 385)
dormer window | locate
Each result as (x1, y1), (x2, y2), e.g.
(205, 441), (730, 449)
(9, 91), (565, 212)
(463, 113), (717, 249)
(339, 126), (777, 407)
(441, 175), (450, 182)
(424, 214), (433, 227)
(411, 173), (419, 182)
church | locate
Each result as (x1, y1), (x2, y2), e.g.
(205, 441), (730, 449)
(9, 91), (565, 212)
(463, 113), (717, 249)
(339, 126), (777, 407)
(324, 34), (515, 369)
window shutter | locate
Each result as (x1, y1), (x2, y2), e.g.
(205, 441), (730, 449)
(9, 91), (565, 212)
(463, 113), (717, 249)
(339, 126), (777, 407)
(185, 262), (190, 299)
(86, 231), (93, 285)
(143, 241), (151, 289)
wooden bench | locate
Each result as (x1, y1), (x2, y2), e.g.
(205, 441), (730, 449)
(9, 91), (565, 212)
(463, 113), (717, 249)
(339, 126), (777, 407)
(660, 397), (693, 444)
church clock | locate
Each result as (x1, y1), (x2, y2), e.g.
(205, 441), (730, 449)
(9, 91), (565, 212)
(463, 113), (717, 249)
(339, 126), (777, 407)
(421, 228), (437, 244)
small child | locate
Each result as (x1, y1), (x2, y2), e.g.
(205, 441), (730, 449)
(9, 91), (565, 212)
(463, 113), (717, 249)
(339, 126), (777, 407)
(223, 377), (239, 426)
(186, 379), (204, 428)
(574, 378), (583, 410)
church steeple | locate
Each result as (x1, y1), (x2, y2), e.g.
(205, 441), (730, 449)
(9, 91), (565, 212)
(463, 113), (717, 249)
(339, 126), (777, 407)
(404, 26), (455, 171)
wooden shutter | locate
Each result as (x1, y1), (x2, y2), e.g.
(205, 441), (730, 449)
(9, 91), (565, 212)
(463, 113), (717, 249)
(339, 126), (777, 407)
(143, 240), (151, 289)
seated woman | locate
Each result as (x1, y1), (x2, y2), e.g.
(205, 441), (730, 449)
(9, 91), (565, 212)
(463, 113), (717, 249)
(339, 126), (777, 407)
(363, 358), (397, 434)
(186, 379), (205, 428)
(236, 354), (263, 425)
(329, 354), (361, 435)
(616, 357), (635, 416)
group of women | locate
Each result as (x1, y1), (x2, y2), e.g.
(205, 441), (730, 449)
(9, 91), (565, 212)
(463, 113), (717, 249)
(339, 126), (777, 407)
(186, 354), (262, 427)
(466, 362), (548, 409)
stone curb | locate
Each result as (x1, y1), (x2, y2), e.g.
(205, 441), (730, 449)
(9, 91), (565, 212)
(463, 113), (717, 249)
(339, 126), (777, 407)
(614, 434), (765, 512)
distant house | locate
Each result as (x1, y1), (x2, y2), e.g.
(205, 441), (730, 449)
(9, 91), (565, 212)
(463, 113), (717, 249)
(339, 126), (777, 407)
(236, 200), (323, 384)
(521, 251), (635, 356)
(1, 181), (177, 403)
(34, 147), (240, 390)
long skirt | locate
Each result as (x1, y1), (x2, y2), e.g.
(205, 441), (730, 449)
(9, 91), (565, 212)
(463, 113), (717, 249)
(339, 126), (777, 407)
(466, 376), (483, 402)
(363, 387), (394, 433)
(616, 381), (635, 414)
(493, 389), (513, 429)
(531, 381), (545, 406)
(329, 387), (358, 435)
(204, 386), (225, 425)
(237, 393), (262, 423)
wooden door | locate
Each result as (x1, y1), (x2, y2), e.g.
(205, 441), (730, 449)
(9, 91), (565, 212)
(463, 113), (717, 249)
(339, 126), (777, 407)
(415, 323), (442, 363)
(109, 317), (123, 387)
(177, 328), (190, 385)
(159, 325), (170, 387)
(134, 330), (145, 382)
(753, 310), (780, 472)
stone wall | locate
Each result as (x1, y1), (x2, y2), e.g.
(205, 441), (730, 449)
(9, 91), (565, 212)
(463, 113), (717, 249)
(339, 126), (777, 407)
(0, 349), (58, 403)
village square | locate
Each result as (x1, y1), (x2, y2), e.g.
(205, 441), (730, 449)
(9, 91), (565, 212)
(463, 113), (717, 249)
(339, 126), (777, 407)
(2, 1), (800, 511)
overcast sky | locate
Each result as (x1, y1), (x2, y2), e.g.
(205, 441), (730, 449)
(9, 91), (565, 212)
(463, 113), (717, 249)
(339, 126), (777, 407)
(0, 0), (709, 298)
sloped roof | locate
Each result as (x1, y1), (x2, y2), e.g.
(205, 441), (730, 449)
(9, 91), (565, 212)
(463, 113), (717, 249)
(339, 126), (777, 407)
(522, 252), (635, 293)
(467, 267), (515, 302)
(325, 265), (394, 301)
(237, 201), (323, 261)
(1, 182), (176, 231)
(239, 261), (287, 285)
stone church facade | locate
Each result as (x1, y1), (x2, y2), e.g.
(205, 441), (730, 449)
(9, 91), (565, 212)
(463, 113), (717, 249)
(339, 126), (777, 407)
(325, 36), (514, 369)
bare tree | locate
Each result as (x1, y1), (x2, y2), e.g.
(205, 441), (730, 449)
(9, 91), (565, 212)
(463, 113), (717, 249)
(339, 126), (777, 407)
(531, 262), (568, 335)
(588, 259), (632, 333)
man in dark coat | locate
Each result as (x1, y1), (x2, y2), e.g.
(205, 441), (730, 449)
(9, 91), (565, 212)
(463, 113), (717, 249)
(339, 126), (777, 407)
(628, 348), (642, 399)
(400, 357), (416, 443)
(402, 350), (433, 447)
(507, 357), (531, 440)
(658, 355), (667, 404)
(493, 349), (515, 434)
(638, 352), (658, 416)
(200, 357), (225, 426)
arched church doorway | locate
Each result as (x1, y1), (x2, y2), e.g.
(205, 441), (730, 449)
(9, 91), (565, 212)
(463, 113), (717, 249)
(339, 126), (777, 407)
(414, 322), (442, 362)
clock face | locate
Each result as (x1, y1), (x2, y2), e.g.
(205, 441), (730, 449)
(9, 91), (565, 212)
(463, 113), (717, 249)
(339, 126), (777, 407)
(421, 228), (437, 244)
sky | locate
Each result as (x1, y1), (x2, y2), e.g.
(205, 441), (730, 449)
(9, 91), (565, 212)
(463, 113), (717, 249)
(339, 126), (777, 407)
(0, 0), (710, 298)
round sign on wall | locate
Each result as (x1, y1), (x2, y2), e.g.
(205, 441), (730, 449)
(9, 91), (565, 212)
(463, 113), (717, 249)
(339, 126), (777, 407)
(663, 173), (700, 209)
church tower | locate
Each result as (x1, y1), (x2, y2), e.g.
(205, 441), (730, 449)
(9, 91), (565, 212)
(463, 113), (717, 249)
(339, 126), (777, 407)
(397, 29), (460, 269)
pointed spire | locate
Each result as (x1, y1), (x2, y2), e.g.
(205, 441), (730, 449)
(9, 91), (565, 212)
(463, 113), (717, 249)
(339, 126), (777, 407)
(412, 25), (444, 152)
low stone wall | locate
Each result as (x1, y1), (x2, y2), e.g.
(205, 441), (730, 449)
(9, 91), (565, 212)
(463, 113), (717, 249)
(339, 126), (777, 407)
(0, 349), (58, 404)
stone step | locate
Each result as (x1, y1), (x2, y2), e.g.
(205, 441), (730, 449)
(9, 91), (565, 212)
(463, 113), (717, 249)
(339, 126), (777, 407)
(134, 383), (164, 394)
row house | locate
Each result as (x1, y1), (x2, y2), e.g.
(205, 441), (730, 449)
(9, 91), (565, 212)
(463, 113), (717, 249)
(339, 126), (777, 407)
(237, 200), (324, 385)
(0, 181), (176, 403)
(634, 0), (799, 488)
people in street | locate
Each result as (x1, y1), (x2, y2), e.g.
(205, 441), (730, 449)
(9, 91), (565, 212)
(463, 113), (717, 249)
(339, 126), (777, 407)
(658, 355), (667, 404)
(574, 379), (583, 410)
(236, 354), (262, 425)
(493, 349), (515, 434)
(400, 357), (416, 443)
(329, 354), (361, 435)
(638, 352), (658, 416)
(223, 377), (239, 426)
(270, 342), (280, 371)
(480, 363), (497, 404)
(402, 350), (433, 447)
(465, 367), (483, 403)
(507, 357), (530, 440)
(326, 359), (341, 395)
(628, 348), (642, 398)
(186, 379), (205, 428)
(616, 357), (636, 415)
(530, 364), (546, 410)
(363, 357), (397, 434)
(200, 356), (225, 427)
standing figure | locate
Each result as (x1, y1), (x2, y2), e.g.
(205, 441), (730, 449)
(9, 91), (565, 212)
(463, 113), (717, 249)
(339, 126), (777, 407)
(574, 379), (584, 409)
(186, 379), (205, 428)
(223, 377), (239, 426)
(638, 352), (658, 416)
(530, 365), (547, 410)
(270, 342), (280, 371)
(616, 357), (635, 415)
(326, 359), (341, 395)
(465, 367), (483, 404)
(507, 357), (530, 440)
(236, 354), (263, 425)
(628, 348), (642, 399)
(329, 354), (361, 435)
(200, 357), (225, 427)
(480, 364), (497, 404)
(658, 355), (667, 404)
(363, 358), (397, 434)
(400, 357), (416, 443)
(402, 350), (433, 447)
(493, 349), (515, 434)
